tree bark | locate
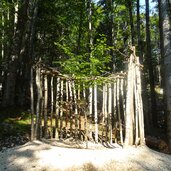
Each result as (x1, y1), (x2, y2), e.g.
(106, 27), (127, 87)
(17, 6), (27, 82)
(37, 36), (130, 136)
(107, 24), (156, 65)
(2, 0), (39, 107)
(128, 0), (135, 45)
(145, 0), (157, 127)
(160, 0), (171, 149)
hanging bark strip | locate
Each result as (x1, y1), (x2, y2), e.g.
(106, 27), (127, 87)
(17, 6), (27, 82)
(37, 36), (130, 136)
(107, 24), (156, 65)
(30, 66), (35, 141)
(94, 83), (98, 143)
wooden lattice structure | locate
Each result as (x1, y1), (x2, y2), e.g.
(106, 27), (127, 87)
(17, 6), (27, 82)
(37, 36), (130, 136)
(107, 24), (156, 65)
(30, 48), (145, 147)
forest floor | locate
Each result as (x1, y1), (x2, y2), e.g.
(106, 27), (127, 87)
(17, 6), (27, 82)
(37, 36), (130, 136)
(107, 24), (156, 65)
(0, 139), (171, 171)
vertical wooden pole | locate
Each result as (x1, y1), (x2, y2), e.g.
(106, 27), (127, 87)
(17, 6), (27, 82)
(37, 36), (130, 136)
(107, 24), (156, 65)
(102, 83), (106, 142)
(50, 76), (54, 138)
(44, 74), (48, 139)
(68, 80), (73, 135)
(73, 80), (78, 139)
(89, 86), (93, 140)
(30, 66), (35, 141)
(35, 66), (41, 139)
(60, 79), (63, 139)
(134, 67), (140, 146)
(78, 83), (82, 139)
(120, 72), (126, 118)
(102, 84), (105, 123)
(117, 76), (123, 145)
(55, 77), (60, 139)
(124, 54), (134, 147)
(105, 83), (108, 142)
(83, 83), (88, 148)
(113, 80), (117, 143)
(39, 73), (43, 139)
(136, 57), (145, 145)
(66, 80), (69, 129)
(94, 83), (98, 143)
(108, 82), (112, 144)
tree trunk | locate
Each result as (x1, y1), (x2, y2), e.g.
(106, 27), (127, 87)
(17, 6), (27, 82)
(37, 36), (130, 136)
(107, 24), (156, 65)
(128, 0), (135, 45)
(145, 0), (157, 127)
(2, 0), (29, 107)
(137, 0), (150, 132)
(124, 54), (134, 146)
(2, 0), (38, 107)
(160, 0), (171, 149)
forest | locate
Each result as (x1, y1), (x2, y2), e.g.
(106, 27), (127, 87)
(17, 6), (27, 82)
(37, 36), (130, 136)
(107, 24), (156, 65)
(0, 0), (171, 159)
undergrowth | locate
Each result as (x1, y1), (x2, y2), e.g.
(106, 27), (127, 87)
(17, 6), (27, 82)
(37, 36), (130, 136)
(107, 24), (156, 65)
(0, 108), (31, 138)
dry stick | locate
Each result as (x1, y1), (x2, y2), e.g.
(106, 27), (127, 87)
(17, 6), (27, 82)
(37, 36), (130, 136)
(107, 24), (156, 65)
(136, 57), (145, 145)
(108, 82), (112, 144)
(89, 86), (93, 140)
(50, 76), (54, 138)
(68, 80), (73, 136)
(60, 79), (64, 139)
(113, 80), (117, 143)
(55, 77), (60, 139)
(73, 80), (78, 139)
(117, 76), (123, 146)
(94, 83), (98, 143)
(44, 74), (48, 138)
(30, 66), (35, 141)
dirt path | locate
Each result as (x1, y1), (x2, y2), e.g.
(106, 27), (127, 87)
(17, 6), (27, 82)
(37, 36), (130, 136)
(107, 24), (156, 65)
(0, 139), (171, 171)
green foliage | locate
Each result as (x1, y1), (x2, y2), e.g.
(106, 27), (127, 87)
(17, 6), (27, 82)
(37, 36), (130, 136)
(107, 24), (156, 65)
(0, 109), (31, 137)
(55, 35), (111, 79)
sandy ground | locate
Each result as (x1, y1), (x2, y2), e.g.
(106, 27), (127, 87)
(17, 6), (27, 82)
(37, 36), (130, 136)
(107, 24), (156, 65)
(0, 139), (171, 171)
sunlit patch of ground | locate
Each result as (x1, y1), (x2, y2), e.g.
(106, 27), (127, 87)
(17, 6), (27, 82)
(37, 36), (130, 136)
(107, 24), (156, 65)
(0, 140), (171, 171)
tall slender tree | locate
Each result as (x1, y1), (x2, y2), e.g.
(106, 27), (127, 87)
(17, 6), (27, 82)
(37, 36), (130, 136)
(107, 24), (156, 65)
(159, 0), (171, 149)
(145, 0), (157, 127)
(127, 0), (135, 45)
(2, 0), (39, 107)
